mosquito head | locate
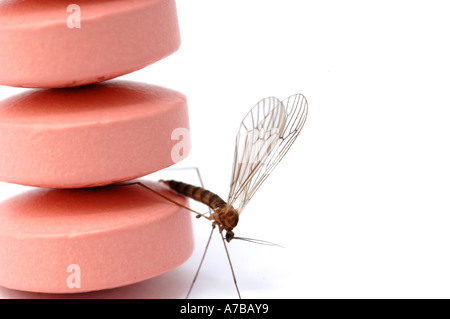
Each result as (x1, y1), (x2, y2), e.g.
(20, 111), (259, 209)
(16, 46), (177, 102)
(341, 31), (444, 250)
(225, 230), (235, 242)
(215, 205), (239, 242)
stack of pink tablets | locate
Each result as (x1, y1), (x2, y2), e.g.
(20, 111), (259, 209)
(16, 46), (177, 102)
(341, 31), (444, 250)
(0, 0), (194, 293)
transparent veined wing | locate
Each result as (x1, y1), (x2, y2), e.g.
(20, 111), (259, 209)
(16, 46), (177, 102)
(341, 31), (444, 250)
(227, 93), (308, 213)
(227, 96), (284, 210)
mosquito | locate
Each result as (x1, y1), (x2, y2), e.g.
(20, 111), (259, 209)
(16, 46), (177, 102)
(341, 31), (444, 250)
(129, 93), (308, 298)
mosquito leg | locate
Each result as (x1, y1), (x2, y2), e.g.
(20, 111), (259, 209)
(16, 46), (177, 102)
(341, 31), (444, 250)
(192, 166), (213, 219)
(113, 181), (206, 219)
(159, 166), (213, 219)
(219, 228), (241, 299)
(186, 225), (216, 299)
(159, 166), (206, 189)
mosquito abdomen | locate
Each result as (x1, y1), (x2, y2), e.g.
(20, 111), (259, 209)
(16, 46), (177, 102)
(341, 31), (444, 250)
(161, 180), (227, 209)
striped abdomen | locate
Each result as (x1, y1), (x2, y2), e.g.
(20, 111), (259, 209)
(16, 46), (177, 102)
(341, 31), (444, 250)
(162, 180), (227, 210)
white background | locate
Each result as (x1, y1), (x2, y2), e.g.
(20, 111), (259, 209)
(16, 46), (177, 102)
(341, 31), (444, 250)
(1, 0), (450, 298)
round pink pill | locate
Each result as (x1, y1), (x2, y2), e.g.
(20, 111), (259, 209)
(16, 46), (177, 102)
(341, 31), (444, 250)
(0, 181), (193, 293)
(0, 81), (191, 188)
(0, 0), (180, 88)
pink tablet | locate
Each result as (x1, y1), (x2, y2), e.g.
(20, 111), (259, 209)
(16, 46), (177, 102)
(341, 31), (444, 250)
(0, 81), (191, 188)
(0, 0), (180, 88)
(0, 181), (193, 293)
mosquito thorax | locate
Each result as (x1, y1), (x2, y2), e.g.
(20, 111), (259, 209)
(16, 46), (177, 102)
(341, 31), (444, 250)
(213, 205), (239, 242)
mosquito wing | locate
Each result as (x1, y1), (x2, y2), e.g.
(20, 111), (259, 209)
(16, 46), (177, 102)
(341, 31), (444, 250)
(227, 96), (284, 211)
(227, 93), (308, 213)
